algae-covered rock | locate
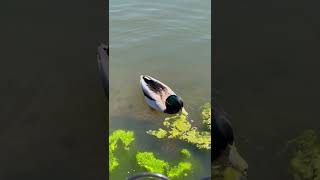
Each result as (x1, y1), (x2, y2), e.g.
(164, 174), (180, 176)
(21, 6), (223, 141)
(181, 128), (211, 149)
(286, 130), (320, 180)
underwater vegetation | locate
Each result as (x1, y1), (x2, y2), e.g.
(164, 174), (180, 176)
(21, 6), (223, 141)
(286, 129), (320, 180)
(147, 102), (211, 150)
(167, 161), (192, 179)
(180, 148), (191, 158)
(109, 130), (135, 172)
(136, 149), (192, 179)
(136, 152), (169, 174)
(109, 130), (194, 179)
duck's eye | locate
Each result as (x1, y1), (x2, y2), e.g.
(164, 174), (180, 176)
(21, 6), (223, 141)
(243, 168), (248, 176)
(103, 47), (109, 56)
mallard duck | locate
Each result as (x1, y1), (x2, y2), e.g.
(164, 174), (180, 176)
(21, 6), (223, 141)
(213, 98), (248, 177)
(140, 75), (184, 114)
(213, 99), (234, 161)
(97, 43), (109, 98)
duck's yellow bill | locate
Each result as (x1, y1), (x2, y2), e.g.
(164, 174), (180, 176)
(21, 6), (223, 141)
(181, 107), (189, 116)
(228, 144), (248, 177)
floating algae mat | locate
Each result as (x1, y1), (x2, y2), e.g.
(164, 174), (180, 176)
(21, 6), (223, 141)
(108, 130), (195, 179)
(136, 150), (192, 179)
(109, 130), (135, 172)
(147, 103), (211, 150)
(108, 103), (211, 179)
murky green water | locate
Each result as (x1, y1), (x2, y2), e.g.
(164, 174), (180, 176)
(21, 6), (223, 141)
(214, 21), (320, 180)
(110, 0), (211, 179)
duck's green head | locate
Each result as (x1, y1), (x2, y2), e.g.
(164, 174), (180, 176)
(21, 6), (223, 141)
(164, 95), (184, 114)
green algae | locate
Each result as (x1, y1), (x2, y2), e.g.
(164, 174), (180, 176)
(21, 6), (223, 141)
(181, 128), (211, 149)
(109, 151), (119, 173)
(165, 114), (192, 138)
(136, 152), (169, 174)
(147, 128), (167, 138)
(200, 102), (211, 130)
(181, 148), (191, 158)
(136, 149), (193, 179)
(286, 130), (320, 180)
(167, 162), (192, 178)
(109, 129), (195, 178)
(109, 130), (135, 172)
(147, 103), (211, 150)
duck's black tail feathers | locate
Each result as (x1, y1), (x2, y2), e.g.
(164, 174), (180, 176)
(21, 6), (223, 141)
(141, 75), (166, 94)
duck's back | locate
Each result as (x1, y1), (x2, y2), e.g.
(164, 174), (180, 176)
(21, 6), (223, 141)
(141, 76), (175, 100)
(142, 76), (167, 93)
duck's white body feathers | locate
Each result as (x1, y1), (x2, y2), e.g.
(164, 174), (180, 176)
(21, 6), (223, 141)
(140, 75), (176, 112)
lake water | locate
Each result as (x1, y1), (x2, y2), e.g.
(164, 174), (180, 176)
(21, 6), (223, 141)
(109, 0), (211, 179)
